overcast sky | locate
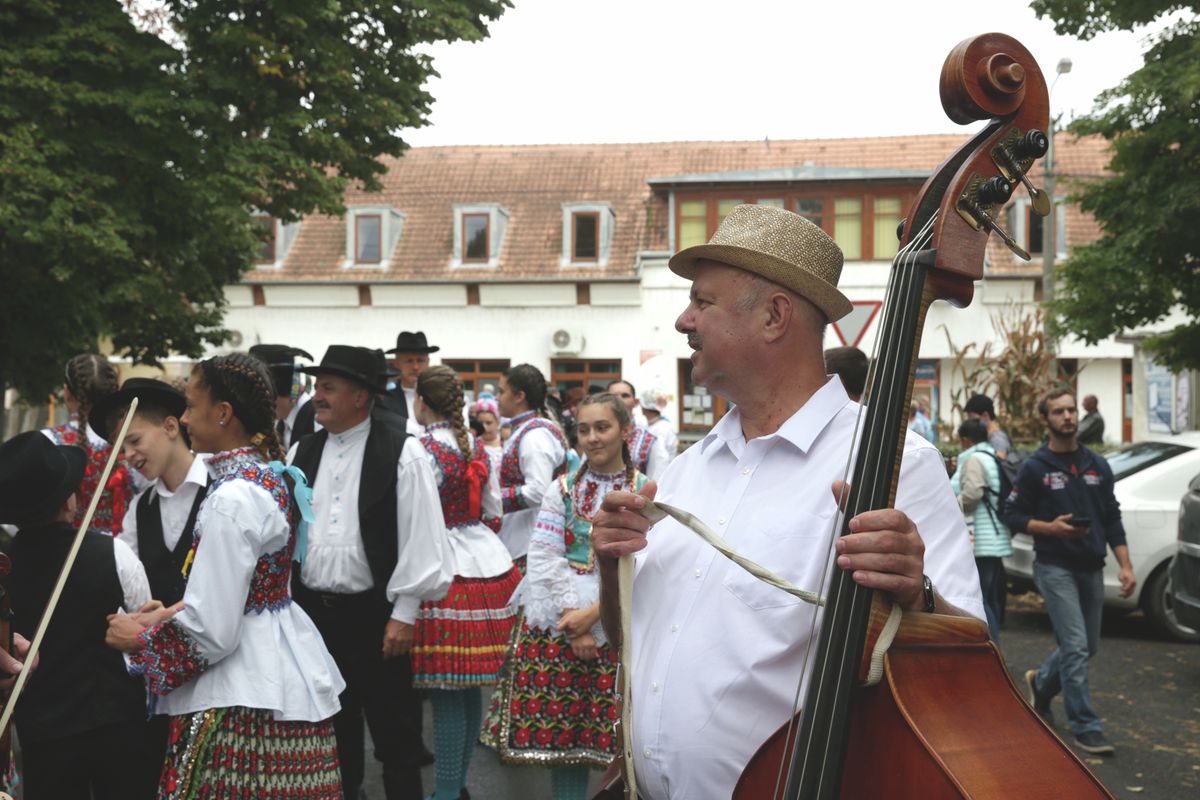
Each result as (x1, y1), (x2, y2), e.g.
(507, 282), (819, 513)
(403, 0), (1172, 147)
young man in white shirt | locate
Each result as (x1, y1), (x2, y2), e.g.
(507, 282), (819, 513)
(592, 205), (984, 799)
(289, 345), (451, 800)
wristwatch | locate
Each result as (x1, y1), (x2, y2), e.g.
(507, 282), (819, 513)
(921, 574), (936, 613)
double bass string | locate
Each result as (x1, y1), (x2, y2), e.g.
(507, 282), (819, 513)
(775, 212), (937, 798)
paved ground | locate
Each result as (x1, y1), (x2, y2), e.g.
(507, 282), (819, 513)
(358, 593), (1200, 799)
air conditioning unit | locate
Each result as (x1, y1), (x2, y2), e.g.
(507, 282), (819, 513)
(550, 329), (585, 355)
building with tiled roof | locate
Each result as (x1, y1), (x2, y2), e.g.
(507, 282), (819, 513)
(222, 132), (1151, 443)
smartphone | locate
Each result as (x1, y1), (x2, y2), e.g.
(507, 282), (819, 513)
(1069, 515), (1092, 528)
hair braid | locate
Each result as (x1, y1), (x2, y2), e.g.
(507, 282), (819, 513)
(417, 365), (471, 458)
(65, 353), (119, 448)
(193, 353), (283, 462)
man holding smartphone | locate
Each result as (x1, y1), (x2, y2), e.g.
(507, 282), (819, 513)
(1002, 386), (1135, 756)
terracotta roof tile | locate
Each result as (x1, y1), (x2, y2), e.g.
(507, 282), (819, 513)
(245, 133), (1111, 284)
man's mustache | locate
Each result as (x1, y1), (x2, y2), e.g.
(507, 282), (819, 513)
(687, 334), (702, 350)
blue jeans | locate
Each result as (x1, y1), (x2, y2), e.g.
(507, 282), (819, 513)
(976, 556), (1006, 643)
(1033, 561), (1105, 735)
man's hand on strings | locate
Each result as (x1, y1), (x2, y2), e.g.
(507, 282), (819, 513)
(830, 480), (926, 612)
(592, 480), (658, 563)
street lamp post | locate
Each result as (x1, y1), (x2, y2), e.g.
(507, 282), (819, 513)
(1043, 57), (1072, 354)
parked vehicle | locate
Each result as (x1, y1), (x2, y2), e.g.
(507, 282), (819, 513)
(1004, 432), (1200, 642)
(1170, 471), (1200, 636)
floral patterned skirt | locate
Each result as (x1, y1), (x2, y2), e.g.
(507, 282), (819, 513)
(481, 619), (619, 767)
(413, 566), (522, 688)
(159, 706), (341, 799)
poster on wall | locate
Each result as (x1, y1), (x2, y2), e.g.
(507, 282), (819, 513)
(1146, 360), (1174, 434)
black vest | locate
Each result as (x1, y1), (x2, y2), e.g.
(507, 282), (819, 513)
(290, 409), (408, 603)
(291, 397), (317, 446)
(377, 387), (410, 433)
(8, 523), (145, 743)
(136, 478), (209, 606)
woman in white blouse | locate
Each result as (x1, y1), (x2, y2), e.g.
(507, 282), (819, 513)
(107, 353), (344, 799)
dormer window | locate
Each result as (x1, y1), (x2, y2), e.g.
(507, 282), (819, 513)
(251, 212), (300, 269)
(344, 206), (404, 269)
(452, 204), (508, 268)
(356, 214), (382, 263)
(560, 202), (615, 267)
(463, 213), (490, 263)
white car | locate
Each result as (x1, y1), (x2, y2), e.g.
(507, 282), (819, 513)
(1003, 431), (1200, 642)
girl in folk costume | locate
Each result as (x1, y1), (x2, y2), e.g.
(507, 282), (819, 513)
(485, 393), (649, 800)
(41, 353), (136, 535)
(470, 394), (503, 533)
(496, 364), (568, 567)
(106, 353), (345, 799)
(411, 366), (522, 800)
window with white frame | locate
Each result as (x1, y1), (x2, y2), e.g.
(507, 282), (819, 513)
(560, 202), (615, 267)
(451, 203), (509, 268)
(1005, 198), (1067, 259)
(343, 206), (405, 269)
(251, 213), (300, 269)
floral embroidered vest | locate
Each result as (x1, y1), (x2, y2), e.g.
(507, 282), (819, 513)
(499, 414), (568, 513)
(186, 448), (297, 614)
(421, 428), (490, 528)
(47, 421), (134, 536)
(560, 470), (649, 572)
(625, 427), (657, 477)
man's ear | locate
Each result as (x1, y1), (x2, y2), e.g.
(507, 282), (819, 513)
(762, 290), (793, 344)
(163, 416), (182, 440)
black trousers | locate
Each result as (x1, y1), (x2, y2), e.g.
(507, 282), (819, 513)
(21, 718), (159, 800)
(295, 583), (425, 800)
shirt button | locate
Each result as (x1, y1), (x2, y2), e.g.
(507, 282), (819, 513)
(742, 467), (751, 475)
(694, 569), (702, 578)
(643, 748), (652, 758)
(718, 517), (727, 525)
(670, 624), (679, 632)
(651, 681), (660, 692)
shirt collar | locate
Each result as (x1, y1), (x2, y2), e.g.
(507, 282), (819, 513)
(331, 415), (371, 447)
(155, 453), (210, 498)
(509, 409), (537, 428)
(699, 377), (851, 456)
(284, 391), (313, 428)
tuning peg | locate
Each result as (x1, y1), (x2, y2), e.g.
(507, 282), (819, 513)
(1013, 130), (1049, 159)
(974, 208), (1031, 261)
(975, 176), (1014, 206)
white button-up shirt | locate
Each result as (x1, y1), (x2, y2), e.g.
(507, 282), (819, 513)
(290, 416), (451, 623)
(119, 453), (210, 554)
(629, 378), (984, 800)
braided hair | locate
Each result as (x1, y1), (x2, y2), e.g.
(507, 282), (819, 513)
(65, 353), (120, 448)
(504, 363), (550, 420)
(573, 392), (636, 489)
(417, 365), (471, 458)
(189, 353), (285, 463)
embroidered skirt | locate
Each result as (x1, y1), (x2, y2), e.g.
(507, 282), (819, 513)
(413, 565), (522, 689)
(159, 706), (341, 799)
(481, 620), (619, 767)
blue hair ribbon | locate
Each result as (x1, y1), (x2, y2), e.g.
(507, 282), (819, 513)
(269, 460), (315, 564)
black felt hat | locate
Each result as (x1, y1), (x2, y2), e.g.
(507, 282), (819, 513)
(249, 344), (315, 396)
(385, 331), (439, 355)
(88, 378), (187, 443)
(0, 431), (88, 526)
(300, 345), (389, 393)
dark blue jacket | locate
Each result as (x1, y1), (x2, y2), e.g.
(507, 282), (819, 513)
(1001, 444), (1127, 571)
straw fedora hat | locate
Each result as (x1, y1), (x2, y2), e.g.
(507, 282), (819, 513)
(668, 204), (852, 322)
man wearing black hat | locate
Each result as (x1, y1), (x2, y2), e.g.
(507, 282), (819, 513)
(249, 343), (321, 450)
(288, 345), (451, 800)
(381, 331), (439, 436)
(1, 431), (157, 799)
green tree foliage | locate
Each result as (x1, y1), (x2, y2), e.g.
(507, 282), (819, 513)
(1030, 1), (1200, 370)
(0, 0), (508, 409)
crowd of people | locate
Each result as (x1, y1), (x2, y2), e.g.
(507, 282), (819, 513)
(0, 202), (1131, 800)
(0, 332), (679, 800)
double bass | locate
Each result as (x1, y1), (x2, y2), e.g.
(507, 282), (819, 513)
(733, 33), (1113, 799)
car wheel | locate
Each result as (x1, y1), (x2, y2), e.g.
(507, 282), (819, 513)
(1143, 562), (1200, 643)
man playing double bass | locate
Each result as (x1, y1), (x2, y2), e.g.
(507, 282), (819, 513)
(592, 205), (986, 799)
